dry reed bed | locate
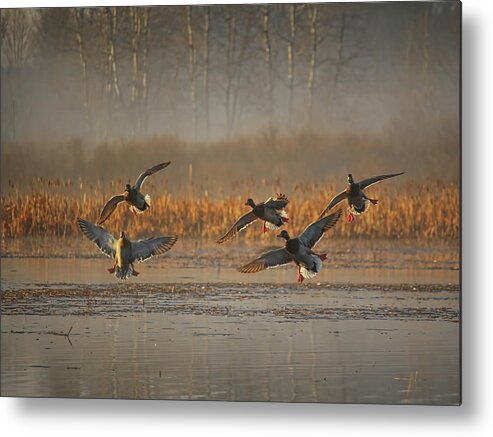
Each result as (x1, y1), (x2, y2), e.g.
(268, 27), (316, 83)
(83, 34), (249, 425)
(1, 179), (459, 240)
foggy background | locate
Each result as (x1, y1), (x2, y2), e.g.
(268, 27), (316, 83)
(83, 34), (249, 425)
(0, 2), (460, 192)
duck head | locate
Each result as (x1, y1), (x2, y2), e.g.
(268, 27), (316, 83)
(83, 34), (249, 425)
(277, 230), (290, 241)
(125, 184), (131, 192)
(347, 174), (354, 184)
(245, 198), (256, 208)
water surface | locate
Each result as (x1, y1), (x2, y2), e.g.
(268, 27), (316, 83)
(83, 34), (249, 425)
(1, 239), (460, 404)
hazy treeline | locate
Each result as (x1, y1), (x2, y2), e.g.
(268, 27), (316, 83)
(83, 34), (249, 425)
(0, 122), (459, 196)
(0, 2), (460, 143)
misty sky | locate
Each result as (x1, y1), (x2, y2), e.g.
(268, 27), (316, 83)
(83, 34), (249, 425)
(0, 2), (460, 144)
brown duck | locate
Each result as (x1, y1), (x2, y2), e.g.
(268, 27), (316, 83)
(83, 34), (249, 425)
(78, 218), (178, 280)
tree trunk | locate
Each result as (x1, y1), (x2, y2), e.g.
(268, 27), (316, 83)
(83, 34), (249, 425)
(6, 70), (17, 141)
(141, 7), (150, 135)
(328, 8), (347, 117)
(130, 7), (141, 137)
(224, 8), (236, 138)
(262, 5), (273, 121)
(107, 7), (121, 100)
(73, 9), (92, 138)
(203, 7), (210, 138)
(306, 5), (318, 124)
(186, 6), (198, 141)
(421, 6), (431, 103)
(287, 4), (296, 125)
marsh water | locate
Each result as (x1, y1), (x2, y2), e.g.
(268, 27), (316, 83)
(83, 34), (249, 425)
(1, 238), (460, 404)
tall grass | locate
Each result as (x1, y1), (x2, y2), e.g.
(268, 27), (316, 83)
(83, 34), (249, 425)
(1, 130), (459, 241)
(1, 177), (459, 240)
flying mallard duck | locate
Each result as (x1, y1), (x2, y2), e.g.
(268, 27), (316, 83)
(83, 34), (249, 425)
(216, 194), (290, 244)
(237, 209), (341, 283)
(97, 161), (171, 225)
(319, 172), (404, 223)
(77, 218), (178, 280)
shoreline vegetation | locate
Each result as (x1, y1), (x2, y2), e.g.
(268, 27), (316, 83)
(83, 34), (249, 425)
(1, 133), (459, 240)
(1, 178), (458, 240)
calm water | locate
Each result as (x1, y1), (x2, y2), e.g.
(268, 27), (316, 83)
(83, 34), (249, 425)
(1, 239), (460, 404)
(0, 256), (459, 288)
(1, 314), (459, 404)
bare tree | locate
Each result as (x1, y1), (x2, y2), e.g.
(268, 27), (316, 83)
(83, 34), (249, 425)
(106, 7), (122, 101)
(286, 4), (297, 124)
(141, 7), (150, 134)
(186, 6), (198, 141)
(203, 7), (211, 138)
(1, 9), (41, 140)
(306, 4), (318, 124)
(262, 5), (273, 120)
(221, 6), (258, 137)
(71, 9), (93, 138)
(224, 7), (236, 137)
(272, 4), (304, 125)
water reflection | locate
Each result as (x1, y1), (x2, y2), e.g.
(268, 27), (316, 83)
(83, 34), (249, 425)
(0, 238), (460, 404)
(1, 314), (459, 404)
(1, 257), (459, 289)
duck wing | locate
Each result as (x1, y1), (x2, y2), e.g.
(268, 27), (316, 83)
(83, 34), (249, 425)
(216, 211), (258, 244)
(358, 172), (404, 190)
(299, 209), (341, 249)
(134, 161), (171, 190)
(319, 191), (347, 218)
(77, 218), (117, 258)
(97, 194), (125, 225)
(237, 248), (293, 273)
(263, 193), (289, 210)
(131, 236), (178, 263)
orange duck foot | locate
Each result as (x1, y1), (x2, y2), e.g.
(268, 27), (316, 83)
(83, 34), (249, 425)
(107, 266), (116, 274)
(262, 222), (267, 233)
(132, 270), (140, 276)
(297, 267), (304, 283)
(347, 213), (354, 223)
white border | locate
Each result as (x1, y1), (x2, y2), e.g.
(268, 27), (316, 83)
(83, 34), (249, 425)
(2, 0), (492, 436)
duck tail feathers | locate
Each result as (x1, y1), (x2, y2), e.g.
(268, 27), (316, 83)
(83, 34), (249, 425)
(115, 265), (132, 280)
(300, 266), (318, 280)
(300, 256), (323, 280)
(265, 221), (281, 231)
(130, 205), (146, 215)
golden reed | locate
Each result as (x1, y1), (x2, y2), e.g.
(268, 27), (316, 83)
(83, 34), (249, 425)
(1, 178), (459, 240)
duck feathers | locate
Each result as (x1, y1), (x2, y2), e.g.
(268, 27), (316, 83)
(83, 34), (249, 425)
(77, 218), (117, 257)
(263, 193), (289, 210)
(216, 211), (258, 244)
(299, 210), (342, 249)
(131, 236), (179, 262)
(358, 172), (404, 190)
(319, 191), (348, 217)
(97, 194), (126, 225)
(237, 248), (293, 273)
(134, 161), (171, 190)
